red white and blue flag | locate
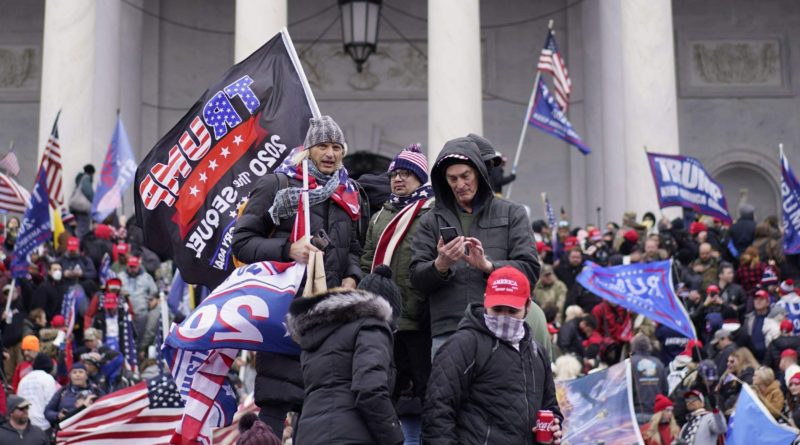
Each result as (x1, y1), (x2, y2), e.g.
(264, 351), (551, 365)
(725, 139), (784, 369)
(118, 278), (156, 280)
(93, 116), (138, 222)
(780, 149), (800, 254)
(537, 29), (572, 112)
(134, 30), (317, 289)
(11, 165), (52, 278)
(0, 171), (30, 214)
(42, 111), (64, 209)
(543, 192), (560, 258)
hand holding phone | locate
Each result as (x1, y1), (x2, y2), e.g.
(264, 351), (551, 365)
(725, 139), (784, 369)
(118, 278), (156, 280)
(440, 227), (458, 245)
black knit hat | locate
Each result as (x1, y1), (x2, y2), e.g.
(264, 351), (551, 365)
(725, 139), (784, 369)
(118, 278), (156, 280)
(358, 265), (401, 324)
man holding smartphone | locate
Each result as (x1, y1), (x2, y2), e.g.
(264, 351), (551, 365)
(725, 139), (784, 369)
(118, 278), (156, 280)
(410, 135), (541, 357)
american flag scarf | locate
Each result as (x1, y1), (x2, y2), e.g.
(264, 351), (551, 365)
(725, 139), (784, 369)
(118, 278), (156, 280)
(271, 159), (360, 222)
(371, 197), (431, 271)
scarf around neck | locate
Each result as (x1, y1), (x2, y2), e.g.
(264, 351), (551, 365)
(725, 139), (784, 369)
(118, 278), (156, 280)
(389, 184), (433, 211)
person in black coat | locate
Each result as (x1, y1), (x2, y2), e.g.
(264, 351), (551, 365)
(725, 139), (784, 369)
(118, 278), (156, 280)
(31, 263), (70, 321)
(231, 116), (364, 437)
(422, 266), (562, 444)
(557, 306), (585, 358)
(287, 285), (403, 445)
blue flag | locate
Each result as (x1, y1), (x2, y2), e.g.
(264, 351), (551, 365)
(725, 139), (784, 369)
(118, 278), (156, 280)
(528, 77), (590, 155)
(165, 261), (305, 355)
(726, 384), (797, 445)
(576, 260), (697, 339)
(92, 116), (137, 222)
(647, 152), (732, 224)
(11, 166), (52, 278)
(781, 150), (800, 254)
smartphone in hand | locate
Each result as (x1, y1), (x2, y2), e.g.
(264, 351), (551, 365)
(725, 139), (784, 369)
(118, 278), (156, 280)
(440, 227), (458, 244)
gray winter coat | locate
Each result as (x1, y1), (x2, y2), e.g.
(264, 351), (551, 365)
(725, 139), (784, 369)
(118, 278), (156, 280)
(409, 138), (540, 337)
(674, 410), (727, 445)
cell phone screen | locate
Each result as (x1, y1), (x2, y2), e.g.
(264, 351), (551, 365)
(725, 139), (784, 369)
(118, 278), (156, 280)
(440, 227), (458, 244)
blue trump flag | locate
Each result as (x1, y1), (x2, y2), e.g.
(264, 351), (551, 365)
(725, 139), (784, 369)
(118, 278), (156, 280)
(165, 260), (305, 355)
(92, 116), (137, 222)
(726, 384), (797, 445)
(647, 152), (732, 224)
(10, 166), (52, 278)
(576, 260), (697, 339)
(528, 77), (591, 155)
(781, 149), (800, 254)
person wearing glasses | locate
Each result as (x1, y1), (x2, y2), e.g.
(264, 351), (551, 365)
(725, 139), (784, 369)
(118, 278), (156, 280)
(0, 395), (49, 444)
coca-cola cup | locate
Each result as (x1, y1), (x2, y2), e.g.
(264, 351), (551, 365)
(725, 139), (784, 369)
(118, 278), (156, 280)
(535, 409), (554, 443)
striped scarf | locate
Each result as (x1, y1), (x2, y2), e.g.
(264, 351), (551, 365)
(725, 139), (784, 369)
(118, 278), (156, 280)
(268, 162), (339, 224)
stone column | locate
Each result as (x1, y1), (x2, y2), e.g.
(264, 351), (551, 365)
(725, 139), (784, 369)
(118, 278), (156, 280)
(38, 0), (121, 195)
(428, 0), (482, 162)
(235, 0), (287, 63)
(580, 0), (680, 221)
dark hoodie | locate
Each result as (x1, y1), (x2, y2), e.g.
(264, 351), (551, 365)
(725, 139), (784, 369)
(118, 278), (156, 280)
(730, 204), (756, 255)
(410, 137), (540, 337)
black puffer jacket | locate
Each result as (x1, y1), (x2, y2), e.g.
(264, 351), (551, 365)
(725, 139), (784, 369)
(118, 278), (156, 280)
(410, 138), (540, 337)
(422, 304), (562, 444)
(730, 204), (756, 255)
(288, 289), (404, 445)
(232, 172), (363, 289)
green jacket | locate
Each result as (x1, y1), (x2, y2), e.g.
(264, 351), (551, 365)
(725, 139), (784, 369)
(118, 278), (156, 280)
(361, 200), (433, 331)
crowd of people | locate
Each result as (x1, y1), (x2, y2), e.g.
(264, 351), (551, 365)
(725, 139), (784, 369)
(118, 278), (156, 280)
(2, 114), (799, 445)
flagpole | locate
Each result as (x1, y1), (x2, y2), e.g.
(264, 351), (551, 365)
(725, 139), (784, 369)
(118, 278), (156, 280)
(302, 159), (310, 242)
(506, 20), (554, 200)
(3, 279), (14, 324)
(540, 192), (549, 220)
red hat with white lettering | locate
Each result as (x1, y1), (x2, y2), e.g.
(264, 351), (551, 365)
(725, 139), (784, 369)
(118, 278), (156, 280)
(484, 266), (530, 310)
(67, 237), (80, 252)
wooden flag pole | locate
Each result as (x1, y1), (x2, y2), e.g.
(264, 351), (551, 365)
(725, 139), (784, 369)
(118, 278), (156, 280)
(506, 19), (554, 200)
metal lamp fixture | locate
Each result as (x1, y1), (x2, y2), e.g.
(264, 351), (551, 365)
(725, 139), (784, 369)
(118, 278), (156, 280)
(339, 0), (382, 72)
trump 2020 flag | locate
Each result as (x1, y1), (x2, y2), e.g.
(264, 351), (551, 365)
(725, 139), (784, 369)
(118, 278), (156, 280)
(529, 77), (591, 155)
(134, 29), (318, 289)
(92, 116), (137, 222)
(11, 166), (52, 278)
(647, 152), (732, 224)
(781, 149), (800, 254)
(726, 384), (797, 445)
(576, 260), (697, 339)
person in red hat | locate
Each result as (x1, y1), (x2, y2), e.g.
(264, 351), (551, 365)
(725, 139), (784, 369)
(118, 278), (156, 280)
(119, 255), (157, 336)
(83, 278), (134, 334)
(744, 289), (780, 361)
(765, 318), (800, 377)
(676, 389), (726, 445)
(780, 349), (800, 387)
(423, 266), (562, 444)
(58, 236), (97, 286)
(111, 242), (130, 275)
(785, 372), (800, 426)
(640, 394), (679, 445)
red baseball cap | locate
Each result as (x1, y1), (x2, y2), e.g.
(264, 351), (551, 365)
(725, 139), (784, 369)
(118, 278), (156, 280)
(127, 256), (140, 268)
(67, 237), (80, 252)
(706, 285), (720, 295)
(535, 241), (551, 254)
(484, 266), (530, 310)
(680, 339), (703, 357)
(689, 221), (707, 236)
(781, 319), (794, 333)
(106, 277), (122, 291)
(782, 349), (798, 359)
(51, 315), (65, 328)
(564, 236), (578, 250)
(623, 230), (639, 243)
(103, 292), (119, 310)
(755, 289), (770, 300)
(791, 372), (800, 386)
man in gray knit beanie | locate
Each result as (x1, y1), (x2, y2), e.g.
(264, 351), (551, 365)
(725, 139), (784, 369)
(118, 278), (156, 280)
(304, 116), (347, 175)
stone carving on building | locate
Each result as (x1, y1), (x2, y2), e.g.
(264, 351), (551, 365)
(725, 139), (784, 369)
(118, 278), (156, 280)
(299, 40), (427, 99)
(0, 46), (39, 93)
(679, 38), (790, 97)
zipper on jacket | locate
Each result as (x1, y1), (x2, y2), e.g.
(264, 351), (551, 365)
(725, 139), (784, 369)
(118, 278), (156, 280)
(483, 424), (492, 445)
(521, 348), (530, 440)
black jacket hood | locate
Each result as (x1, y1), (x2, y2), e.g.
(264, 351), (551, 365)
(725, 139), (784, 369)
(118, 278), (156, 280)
(430, 137), (494, 213)
(287, 289), (392, 350)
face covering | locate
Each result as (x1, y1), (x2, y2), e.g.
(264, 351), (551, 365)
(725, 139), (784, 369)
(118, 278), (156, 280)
(484, 313), (526, 344)
(52, 270), (62, 281)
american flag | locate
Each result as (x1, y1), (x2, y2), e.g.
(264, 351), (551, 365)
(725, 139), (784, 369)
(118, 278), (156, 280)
(0, 149), (20, 177)
(0, 171), (30, 213)
(42, 112), (64, 209)
(56, 374), (184, 444)
(121, 299), (139, 378)
(543, 192), (559, 257)
(99, 252), (116, 287)
(537, 29), (572, 112)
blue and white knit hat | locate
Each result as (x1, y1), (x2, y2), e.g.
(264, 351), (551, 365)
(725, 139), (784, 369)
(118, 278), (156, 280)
(388, 143), (429, 184)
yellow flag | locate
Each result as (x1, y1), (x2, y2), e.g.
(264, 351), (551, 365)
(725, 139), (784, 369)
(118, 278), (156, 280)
(51, 208), (65, 250)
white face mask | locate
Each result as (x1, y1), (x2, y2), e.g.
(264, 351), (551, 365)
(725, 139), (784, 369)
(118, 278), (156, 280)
(484, 313), (526, 344)
(51, 270), (62, 281)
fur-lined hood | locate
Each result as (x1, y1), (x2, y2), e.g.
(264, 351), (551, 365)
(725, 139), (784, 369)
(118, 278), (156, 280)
(287, 289), (392, 349)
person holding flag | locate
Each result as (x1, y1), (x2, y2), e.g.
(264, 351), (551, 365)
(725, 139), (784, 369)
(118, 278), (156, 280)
(232, 115), (363, 437)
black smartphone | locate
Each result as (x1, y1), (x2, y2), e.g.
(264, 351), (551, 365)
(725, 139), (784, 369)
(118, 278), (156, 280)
(440, 227), (458, 244)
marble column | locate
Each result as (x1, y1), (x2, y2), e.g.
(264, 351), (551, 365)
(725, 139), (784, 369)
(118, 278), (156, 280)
(234, 0), (287, 63)
(38, 0), (121, 196)
(428, 0), (483, 162)
(580, 0), (680, 222)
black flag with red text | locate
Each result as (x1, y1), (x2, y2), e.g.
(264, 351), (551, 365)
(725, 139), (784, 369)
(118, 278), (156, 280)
(134, 30), (315, 288)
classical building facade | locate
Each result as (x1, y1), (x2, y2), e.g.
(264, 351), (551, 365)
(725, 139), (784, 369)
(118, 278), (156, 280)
(0, 0), (795, 225)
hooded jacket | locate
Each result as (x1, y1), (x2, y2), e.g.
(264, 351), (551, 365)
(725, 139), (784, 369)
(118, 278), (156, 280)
(422, 304), (562, 445)
(730, 205), (756, 254)
(410, 138), (540, 336)
(287, 289), (404, 445)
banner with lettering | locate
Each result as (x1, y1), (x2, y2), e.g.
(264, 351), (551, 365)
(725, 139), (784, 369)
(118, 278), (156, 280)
(781, 149), (800, 254)
(647, 152), (732, 224)
(576, 260), (697, 339)
(134, 29), (317, 288)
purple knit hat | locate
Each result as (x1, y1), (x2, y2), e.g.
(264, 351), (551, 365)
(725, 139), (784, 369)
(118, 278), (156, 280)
(388, 143), (429, 184)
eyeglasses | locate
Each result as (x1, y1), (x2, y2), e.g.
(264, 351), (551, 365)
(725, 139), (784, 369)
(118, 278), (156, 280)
(389, 170), (413, 180)
(15, 406), (29, 411)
